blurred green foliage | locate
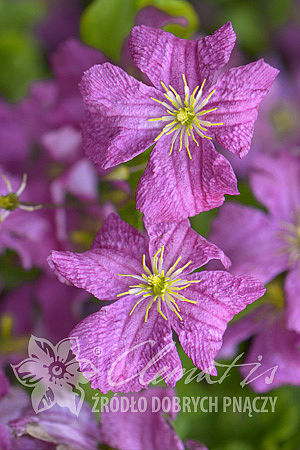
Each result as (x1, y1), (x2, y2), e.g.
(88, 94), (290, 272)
(191, 0), (292, 55)
(81, 0), (136, 61)
(0, 0), (47, 101)
(81, 0), (199, 60)
(0, 250), (40, 290)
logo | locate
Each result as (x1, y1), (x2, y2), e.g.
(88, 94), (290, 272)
(11, 335), (85, 415)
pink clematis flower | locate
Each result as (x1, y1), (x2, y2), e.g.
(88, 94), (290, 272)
(217, 294), (300, 392)
(80, 22), (278, 222)
(209, 151), (300, 333)
(49, 213), (265, 393)
(209, 151), (300, 391)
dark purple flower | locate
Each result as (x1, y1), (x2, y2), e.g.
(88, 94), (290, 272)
(0, 100), (31, 173)
(80, 22), (278, 222)
(36, 0), (82, 52)
(185, 440), (208, 450)
(121, 6), (188, 74)
(48, 39), (107, 128)
(49, 213), (265, 393)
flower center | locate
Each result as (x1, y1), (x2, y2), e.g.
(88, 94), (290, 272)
(176, 107), (195, 126)
(147, 273), (167, 295)
(279, 213), (300, 266)
(149, 74), (223, 159)
(118, 246), (199, 322)
(0, 193), (19, 211)
(0, 173), (43, 224)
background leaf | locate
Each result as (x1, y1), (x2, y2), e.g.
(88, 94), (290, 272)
(80, 0), (136, 61)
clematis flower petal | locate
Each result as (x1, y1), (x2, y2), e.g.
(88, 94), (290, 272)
(49, 214), (149, 300)
(136, 138), (238, 222)
(80, 63), (164, 169)
(129, 22), (236, 92)
(285, 264), (300, 333)
(241, 314), (300, 392)
(170, 271), (266, 375)
(91, 212), (148, 255)
(69, 297), (182, 393)
(208, 59), (279, 157)
(217, 305), (275, 359)
(146, 218), (231, 274)
(100, 388), (184, 450)
(209, 203), (288, 283)
(250, 152), (300, 221)
(49, 248), (143, 300)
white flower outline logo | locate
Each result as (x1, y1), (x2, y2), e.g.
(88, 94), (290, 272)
(11, 335), (85, 415)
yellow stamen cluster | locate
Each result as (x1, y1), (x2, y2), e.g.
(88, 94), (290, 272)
(117, 246), (199, 323)
(149, 74), (223, 159)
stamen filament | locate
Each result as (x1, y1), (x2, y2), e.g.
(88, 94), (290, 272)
(150, 75), (221, 158)
(118, 246), (198, 323)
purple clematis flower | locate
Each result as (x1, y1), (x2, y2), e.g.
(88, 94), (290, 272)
(239, 310), (300, 392)
(36, 0), (82, 52)
(218, 289), (300, 392)
(49, 213), (265, 393)
(209, 151), (300, 333)
(80, 22), (278, 222)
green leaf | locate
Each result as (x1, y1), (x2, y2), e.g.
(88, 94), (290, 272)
(80, 0), (136, 61)
(219, 3), (267, 55)
(136, 0), (199, 37)
(0, 30), (46, 101)
(0, 250), (40, 289)
(0, 0), (46, 33)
